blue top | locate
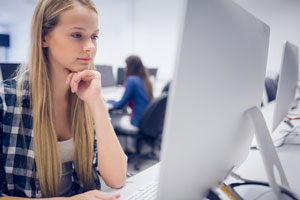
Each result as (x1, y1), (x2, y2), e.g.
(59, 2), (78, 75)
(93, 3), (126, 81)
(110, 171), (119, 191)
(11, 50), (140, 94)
(108, 76), (150, 126)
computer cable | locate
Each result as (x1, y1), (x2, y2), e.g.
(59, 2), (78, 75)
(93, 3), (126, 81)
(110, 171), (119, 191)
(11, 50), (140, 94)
(229, 172), (299, 200)
(220, 183), (242, 200)
(287, 112), (300, 116)
(206, 189), (221, 200)
(272, 124), (300, 147)
(287, 117), (300, 120)
(251, 124), (300, 150)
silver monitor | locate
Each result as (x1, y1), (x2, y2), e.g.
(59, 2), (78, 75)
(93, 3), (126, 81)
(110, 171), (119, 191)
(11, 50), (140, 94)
(271, 41), (299, 132)
(158, 0), (270, 199)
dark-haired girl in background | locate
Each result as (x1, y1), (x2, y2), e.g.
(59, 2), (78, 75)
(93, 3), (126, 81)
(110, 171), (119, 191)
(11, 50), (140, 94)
(108, 55), (154, 127)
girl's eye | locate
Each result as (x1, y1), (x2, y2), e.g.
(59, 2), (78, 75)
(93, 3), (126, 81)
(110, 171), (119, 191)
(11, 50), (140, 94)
(92, 35), (99, 40)
(71, 33), (82, 38)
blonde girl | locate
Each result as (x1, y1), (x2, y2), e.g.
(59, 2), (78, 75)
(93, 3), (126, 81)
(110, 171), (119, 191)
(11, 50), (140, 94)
(0, 0), (127, 199)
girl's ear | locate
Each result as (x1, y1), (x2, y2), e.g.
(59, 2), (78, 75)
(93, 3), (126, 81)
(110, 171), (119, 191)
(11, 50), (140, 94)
(42, 33), (49, 48)
(42, 38), (48, 48)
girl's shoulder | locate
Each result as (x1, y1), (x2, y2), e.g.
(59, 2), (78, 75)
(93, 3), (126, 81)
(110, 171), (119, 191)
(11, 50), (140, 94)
(0, 77), (30, 110)
(0, 78), (18, 104)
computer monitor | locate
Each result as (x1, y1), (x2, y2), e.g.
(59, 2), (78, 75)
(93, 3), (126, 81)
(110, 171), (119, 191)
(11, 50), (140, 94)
(95, 65), (115, 87)
(148, 68), (158, 78)
(116, 67), (158, 86)
(158, 0), (271, 199)
(0, 63), (19, 81)
(116, 67), (125, 86)
(271, 41), (299, 132)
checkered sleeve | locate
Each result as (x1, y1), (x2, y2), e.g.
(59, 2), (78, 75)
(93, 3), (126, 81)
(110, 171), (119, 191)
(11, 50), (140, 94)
(0, 86), (8, 197)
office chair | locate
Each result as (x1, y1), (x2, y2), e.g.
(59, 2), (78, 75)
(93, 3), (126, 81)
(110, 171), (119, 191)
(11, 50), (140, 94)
(161, 81), (171, 94)
(265, 75), (279, 102)
(114, 93), (168, 171)
(147, 68), (158, 79)
(116, 67), (125, 85)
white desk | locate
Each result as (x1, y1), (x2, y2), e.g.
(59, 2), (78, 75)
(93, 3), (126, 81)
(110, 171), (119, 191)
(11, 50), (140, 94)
(104, 164), (160, 198)
(102, 86), (125, 101)
(101, 79), (170, 102)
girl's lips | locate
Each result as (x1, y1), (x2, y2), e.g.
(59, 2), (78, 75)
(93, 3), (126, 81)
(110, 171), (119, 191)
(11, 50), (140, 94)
(78, 57), (92, 61)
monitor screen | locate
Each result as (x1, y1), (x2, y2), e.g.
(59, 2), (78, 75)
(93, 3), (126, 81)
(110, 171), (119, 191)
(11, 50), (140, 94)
(0, 34), (10, 47)
(117, 67), (125, 86)
(271, 41), (299, 132)
(148, 68), (158, 78)
(95, 65), (115, 87)
(158, 0), (270, 199)
(117, 67), (158, 86)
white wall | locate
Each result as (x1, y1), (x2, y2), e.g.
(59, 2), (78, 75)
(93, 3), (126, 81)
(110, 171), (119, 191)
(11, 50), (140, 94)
(3, 0), (300, 80)
(234, 0), (300, 75)
(1, 0), (181, 80)
(9, 21), (31, 63)
(0, 0), (36, 63)
(1, 1), (134, 71)
(93, 0), (134, 69)
(132, 0), (183, 80)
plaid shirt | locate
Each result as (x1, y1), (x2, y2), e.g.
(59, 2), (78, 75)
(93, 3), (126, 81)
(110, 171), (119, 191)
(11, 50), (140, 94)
(0, 76), (101, 198)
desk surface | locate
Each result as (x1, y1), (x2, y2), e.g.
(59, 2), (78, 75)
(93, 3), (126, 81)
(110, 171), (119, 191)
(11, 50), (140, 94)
(101, 79), (169, 102)
(104, 164), (160, 198)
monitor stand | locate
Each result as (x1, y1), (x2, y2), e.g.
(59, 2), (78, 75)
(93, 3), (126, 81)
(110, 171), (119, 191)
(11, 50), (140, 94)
(246, 106), (298, 200)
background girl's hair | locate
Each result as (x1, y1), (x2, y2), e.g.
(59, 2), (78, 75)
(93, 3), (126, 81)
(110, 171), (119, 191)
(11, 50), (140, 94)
(125, 55), (154, 100)
(16, 0), (98, 197)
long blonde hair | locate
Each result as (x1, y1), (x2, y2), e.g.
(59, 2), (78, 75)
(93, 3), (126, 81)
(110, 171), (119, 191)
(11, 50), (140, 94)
(17, 0), (98, 197)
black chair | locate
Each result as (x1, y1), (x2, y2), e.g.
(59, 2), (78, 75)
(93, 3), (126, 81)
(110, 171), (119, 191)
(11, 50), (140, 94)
(147, 68), (158, 79)
(114, 93), (168, 170)
(161, 81), (171, 94)
(265, 75), (279, 102)
(116, 67), (125, 86)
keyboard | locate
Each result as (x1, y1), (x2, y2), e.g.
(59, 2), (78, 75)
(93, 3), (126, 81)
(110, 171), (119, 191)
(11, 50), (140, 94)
(124, 182), (158, 200)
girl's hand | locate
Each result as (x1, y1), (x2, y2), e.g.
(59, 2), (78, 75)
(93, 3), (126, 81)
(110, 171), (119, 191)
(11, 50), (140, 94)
(65, 69), (102, 104)
(70, 190), (120, 200)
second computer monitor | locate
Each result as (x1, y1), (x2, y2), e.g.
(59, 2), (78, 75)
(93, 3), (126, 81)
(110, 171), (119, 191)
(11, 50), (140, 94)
(158, 0), (270, 199)
(271, 41), (299, 132)
(95, 65), (115, 87)
(117, 67), (158, 86)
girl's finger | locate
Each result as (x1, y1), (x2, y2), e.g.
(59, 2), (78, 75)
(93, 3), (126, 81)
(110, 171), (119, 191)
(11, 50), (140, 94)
(64, 68), (70, 76)
(76, 70), (99, 82)
(65, 71), (74, 85)
(70, 73), (78, 93)
(94, 190), (120, 200)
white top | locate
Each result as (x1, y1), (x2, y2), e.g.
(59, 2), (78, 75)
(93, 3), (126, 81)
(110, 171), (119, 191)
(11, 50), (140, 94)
(58, 138), (74, 197)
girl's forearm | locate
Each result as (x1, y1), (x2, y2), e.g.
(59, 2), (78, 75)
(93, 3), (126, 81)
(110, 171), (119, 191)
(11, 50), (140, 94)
(88, 97), (127, 188)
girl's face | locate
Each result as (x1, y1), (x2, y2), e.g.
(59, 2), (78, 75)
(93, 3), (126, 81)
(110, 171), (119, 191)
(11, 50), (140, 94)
(43, 4), (99, 73)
